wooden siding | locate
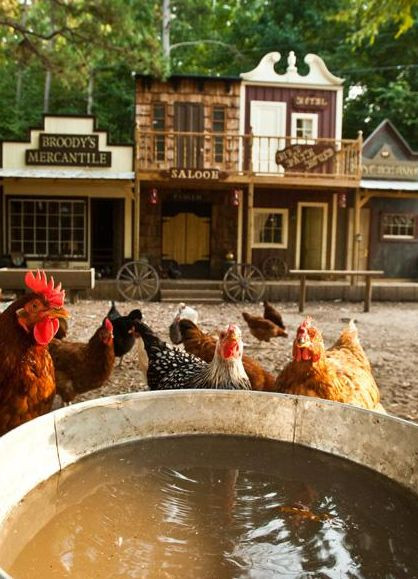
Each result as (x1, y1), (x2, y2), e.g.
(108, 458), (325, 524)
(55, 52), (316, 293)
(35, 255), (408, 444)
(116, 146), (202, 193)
(245, 86), (336, 138)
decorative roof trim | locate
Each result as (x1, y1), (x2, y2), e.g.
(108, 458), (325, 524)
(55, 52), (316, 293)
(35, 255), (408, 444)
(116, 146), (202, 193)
(240, 51), (344, 86)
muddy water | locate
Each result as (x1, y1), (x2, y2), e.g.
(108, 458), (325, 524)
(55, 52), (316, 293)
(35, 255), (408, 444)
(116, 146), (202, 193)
(2, 436), (418, 579)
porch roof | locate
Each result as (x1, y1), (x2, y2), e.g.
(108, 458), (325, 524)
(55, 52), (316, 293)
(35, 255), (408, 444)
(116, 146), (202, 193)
(0, 169), (134, 180)
(360, 179), (418, 191)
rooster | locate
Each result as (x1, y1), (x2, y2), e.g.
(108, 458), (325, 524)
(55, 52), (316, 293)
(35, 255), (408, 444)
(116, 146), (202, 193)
(276, 317), (385, 412)
(178, 319), (277, 392)
(242, 311), (288, 342)
(0, 270), (69, 435)
(49, 318), (115, 403)
(135, 320), (251, 390)
(263, 301), (286, 331)
(106, 301), (142, 366)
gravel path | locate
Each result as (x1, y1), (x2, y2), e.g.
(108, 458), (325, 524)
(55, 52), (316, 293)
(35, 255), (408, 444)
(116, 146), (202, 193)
(66, 299), (418, 423)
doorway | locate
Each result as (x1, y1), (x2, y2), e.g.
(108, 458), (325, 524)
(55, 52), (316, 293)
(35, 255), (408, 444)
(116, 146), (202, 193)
(296, 202), (328, 270)
(250, 101), (286, 173)
(174, 102), (204, 168)
(162, 202), (210, 278)
(91, 198), (124, 277)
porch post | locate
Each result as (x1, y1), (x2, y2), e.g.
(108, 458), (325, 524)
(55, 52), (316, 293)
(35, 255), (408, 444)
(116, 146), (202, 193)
(236, 188), (243, 263)
(246, 182), (254, 263)
(134, 123), (140, 261)
(352, 187), (361, 284)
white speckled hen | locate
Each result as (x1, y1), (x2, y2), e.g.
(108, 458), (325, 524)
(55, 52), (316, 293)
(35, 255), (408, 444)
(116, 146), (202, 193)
(135, 321), (251, 391)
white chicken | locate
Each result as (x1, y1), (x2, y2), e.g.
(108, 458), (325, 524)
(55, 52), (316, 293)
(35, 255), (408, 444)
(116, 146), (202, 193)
(169, 302), (199, 344)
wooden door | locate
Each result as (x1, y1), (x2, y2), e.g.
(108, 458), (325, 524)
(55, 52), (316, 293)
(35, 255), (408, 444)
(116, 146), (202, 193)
(250, 101), (286, 173)
(347, 208), (370, 270)
(162, 212), (210, 265)
(174, 102), (204, 168)
(300, 206), (325, 269)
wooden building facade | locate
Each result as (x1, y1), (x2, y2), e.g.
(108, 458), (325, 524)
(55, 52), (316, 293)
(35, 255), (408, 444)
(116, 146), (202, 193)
(0, 115), (134, 277)
(135, 51), (362, 279)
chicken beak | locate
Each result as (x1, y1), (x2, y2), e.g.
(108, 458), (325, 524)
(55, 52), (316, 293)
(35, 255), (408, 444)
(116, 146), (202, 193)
(48, 307), (70, 319)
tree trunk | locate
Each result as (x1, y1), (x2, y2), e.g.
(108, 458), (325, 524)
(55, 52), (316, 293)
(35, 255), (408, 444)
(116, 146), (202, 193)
(87, 71), (94, 115)
(162, 0), (170, 58)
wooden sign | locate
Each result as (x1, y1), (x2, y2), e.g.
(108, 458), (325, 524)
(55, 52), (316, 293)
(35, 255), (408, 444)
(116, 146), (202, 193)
(293, 96), (328, 108)
(276, 144), (336, 171)
(362, 162), (418, 181)
(160, 168), (227, 180)
(26, 133), (111, 167)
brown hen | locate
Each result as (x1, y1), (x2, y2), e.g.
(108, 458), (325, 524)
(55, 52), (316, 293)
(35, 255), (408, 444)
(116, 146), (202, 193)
(0, 270), (69, 436)
(263, 301), (286, 330)
(178, 319), (277, 392)
(49, 318), (115, 403)
(275, 317), (385, 412)
(242, 311), (288, 342)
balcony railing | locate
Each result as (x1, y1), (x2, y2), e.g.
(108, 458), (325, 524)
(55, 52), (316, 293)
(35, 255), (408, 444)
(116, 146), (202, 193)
(136, 131), (362, 180)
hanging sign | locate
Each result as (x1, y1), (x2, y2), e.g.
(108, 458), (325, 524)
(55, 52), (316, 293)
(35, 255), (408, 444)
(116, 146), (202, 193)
(25, 133), (112, 167)
(275, 144), (336, 171)
(160, 168), (227, 180)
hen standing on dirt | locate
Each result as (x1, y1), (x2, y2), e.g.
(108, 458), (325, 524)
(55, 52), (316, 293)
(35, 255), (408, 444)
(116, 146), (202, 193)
(106, 301), (142, 366)
(242, 311), (288, 342)
(135, 321), (251, 390)
(0, 270), (69, 435)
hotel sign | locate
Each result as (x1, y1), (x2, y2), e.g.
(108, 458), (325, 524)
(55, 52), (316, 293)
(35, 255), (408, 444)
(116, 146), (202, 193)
(276, 144), (336, 171)
(25, 133), (112, 167)
(160, 168), (227, 180)
(293, 96), (328, 108)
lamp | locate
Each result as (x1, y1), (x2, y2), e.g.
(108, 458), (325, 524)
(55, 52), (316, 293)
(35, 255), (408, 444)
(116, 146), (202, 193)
(337, 192), (347, 208)
(231, 188), (240, 207)
(148, 188), (159, 205)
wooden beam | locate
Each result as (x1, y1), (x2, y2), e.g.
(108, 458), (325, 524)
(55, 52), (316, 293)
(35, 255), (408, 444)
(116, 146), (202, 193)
(134, 124), (140, 261)
(330, 192), (337, 269)
(236, 188), (243, 263)
(352, 188), (361, 283)
(246, 182), (254, 264)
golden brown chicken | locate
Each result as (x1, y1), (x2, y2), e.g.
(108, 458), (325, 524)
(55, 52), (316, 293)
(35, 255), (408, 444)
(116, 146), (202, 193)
(178, 319), (277, 392)
(0, 270), (69, 435)
(263, 300), (286, 330)
(49, 318), (115, 403)
(275, 317), (385, 412)
(242, 311), (288, 342)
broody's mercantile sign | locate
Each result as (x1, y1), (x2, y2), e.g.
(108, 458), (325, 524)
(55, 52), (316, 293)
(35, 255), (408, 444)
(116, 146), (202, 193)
(25, 133), (112, 167)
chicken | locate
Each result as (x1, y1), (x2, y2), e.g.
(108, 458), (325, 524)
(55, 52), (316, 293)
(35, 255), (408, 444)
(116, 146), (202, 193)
(169, 302), (199, 345)
(106, 301), (142, 366)
(263, 300), (286, 330)
(242, 311), (288, 342)
(49, 318), (115, 403)
(178, 319), (277, 392)
(275, 317), (385, 412)
(0, 270), (69, 435)
(135, 320), (251, 391)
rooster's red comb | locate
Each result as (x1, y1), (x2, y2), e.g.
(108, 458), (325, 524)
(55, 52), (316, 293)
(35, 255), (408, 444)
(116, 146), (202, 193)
(297, 316), (313, 335)
(104, 318), (113, 332)
(25, 270), (65, 308)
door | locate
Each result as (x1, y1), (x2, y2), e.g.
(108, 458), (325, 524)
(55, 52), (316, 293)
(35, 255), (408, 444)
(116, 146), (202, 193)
(250, 101), (286, 173)
(174, 102), (204, 168)
(162, 207), (210, 278)
(347, 208), (370, 270)
(91, 199), (124, 277)
(298, 203), (328, 270)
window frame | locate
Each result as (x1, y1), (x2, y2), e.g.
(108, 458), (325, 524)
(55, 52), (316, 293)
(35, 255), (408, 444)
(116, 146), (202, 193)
(381, 212), (417, 241)
(291, 112), (318, 144)
(7, 197), (88, 260)
(252, 208), (289, 249)
(212, 104), (226, 163)
(152, 102), (166, 162)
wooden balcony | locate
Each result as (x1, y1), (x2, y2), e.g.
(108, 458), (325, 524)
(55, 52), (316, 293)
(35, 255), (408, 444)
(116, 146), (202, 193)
(136, 130), (362, 186)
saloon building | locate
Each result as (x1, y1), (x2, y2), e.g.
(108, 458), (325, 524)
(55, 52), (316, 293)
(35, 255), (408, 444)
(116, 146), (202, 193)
(0, 115), (134, 277)
(135, 51), (362, 279)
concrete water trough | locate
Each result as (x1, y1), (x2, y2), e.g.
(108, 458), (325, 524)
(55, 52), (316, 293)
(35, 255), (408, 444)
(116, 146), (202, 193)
(0, 390), (417, 577)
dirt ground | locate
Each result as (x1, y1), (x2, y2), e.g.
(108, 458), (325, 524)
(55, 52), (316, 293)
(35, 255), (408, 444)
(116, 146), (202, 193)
(67, 299), (418, 423)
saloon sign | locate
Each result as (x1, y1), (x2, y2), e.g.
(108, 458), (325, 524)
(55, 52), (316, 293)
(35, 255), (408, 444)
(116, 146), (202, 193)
(275, 144), (336, 171)
(161, 168), (227, 180)
(25, 133), (112, 167)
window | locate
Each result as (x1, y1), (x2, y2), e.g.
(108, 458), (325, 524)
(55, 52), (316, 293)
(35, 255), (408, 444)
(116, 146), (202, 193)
(212, 106), (225, 163)
(153, 103), (166, 161)
(8, 198), (87, 258)
(291, 113), (318, 144)
(253, 209), (288, 248)
(382, 213), (415, 239)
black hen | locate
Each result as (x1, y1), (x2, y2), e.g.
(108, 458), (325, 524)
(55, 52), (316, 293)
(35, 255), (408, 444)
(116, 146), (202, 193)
(135, 320), (251, 391)
(105, 301), (142, 366)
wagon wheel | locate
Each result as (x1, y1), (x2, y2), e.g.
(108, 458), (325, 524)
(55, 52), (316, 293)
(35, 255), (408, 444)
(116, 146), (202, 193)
(116, 261), (160, 302)
(223, 263), (266, 303)
(262, 256), (288, 279)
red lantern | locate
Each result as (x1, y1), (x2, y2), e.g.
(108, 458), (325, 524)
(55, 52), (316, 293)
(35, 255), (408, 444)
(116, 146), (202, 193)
(231, 189), (240, 207)
(148, 188), (159, 205)
(338, 193), (347, 208)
